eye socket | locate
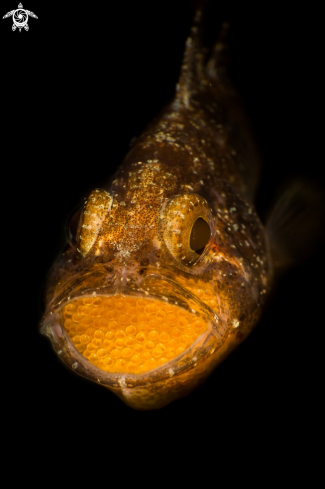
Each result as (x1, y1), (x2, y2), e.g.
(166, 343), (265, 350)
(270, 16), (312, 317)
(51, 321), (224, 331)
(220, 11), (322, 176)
(160, 193), (213, 266)
(190, 217), (211, 255)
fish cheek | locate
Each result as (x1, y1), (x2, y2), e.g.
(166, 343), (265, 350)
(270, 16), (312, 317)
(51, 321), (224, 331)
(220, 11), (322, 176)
(66, 203), (83, 249)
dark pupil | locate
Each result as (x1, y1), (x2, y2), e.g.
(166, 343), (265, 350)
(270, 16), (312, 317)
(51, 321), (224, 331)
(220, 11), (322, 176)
(68, 205), (82, 247)
(190, 218), (211, 255)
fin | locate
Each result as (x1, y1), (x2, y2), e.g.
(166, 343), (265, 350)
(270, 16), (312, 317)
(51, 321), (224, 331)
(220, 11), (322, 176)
(3, 10), (14, 19)
(266, 180), (325, 269)
(176, 5), (233, 107)
(206, 21), (232, 82)
(26, 10), (38, 19)
(176, 7), (208, 108)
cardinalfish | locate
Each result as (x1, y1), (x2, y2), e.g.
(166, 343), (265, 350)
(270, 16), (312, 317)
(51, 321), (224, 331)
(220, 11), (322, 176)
(41, 12), (306, 410)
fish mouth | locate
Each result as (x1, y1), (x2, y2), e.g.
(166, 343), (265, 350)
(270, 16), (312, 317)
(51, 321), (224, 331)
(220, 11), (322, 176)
(40, 270), (225, 388)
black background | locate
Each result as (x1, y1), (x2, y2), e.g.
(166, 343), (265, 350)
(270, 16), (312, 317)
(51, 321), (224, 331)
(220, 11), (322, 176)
(1, 0), (324, 466)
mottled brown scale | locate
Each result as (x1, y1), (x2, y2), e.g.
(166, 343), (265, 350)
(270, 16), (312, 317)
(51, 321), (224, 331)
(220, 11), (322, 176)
(40, 16), (272, 410)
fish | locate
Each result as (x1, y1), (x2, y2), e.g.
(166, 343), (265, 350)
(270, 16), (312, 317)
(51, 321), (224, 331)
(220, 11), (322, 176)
(40, 9), (309, 410)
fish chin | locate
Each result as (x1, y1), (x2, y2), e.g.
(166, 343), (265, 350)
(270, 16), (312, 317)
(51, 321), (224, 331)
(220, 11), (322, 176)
(40, 272), (230, 409)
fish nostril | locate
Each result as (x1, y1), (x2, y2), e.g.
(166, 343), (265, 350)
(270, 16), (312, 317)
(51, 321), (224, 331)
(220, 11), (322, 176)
(190, 218), (211, 254)
(140, 258), (149, 266)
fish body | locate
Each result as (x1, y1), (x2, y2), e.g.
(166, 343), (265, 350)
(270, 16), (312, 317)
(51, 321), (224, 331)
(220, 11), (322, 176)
(41, 18), (272, 409)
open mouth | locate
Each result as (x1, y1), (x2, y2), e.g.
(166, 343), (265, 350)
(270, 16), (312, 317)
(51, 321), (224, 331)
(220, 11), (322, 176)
(62, 294), (208, 375)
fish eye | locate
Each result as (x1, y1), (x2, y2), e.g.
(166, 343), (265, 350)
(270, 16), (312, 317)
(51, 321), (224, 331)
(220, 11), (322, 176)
(66, 203), (83, 248)
(190, 217), (211, 255)
(66, 189), (113, 256)
(160, 193), (213, 266)
(76, 189), (113, 258)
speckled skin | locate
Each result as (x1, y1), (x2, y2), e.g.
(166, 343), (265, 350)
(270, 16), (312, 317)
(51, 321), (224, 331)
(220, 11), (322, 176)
(41, 20), (272, 409)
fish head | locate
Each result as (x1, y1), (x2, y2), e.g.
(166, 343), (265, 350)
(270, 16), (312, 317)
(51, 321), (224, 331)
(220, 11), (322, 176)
(40, 162), (271, 407)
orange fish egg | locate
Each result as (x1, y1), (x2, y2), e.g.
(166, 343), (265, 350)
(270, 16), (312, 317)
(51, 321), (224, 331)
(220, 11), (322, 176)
(62, 296), (207, 374)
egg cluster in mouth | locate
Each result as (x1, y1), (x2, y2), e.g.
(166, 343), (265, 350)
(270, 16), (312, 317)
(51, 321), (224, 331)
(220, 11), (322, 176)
(62, 295), (207, 374)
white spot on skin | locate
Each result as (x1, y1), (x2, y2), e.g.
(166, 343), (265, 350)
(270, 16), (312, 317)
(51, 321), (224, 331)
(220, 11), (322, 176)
(233, 319), (240, 328)
(119, 377), (127, 388)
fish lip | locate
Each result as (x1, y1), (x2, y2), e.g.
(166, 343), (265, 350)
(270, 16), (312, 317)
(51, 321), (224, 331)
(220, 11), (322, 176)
(140, 270), (221, 328)
(40, 267), (220, 331)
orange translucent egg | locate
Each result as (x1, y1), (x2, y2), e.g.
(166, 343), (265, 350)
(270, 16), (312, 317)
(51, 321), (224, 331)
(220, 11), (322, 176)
(62, 296), (207, 374)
